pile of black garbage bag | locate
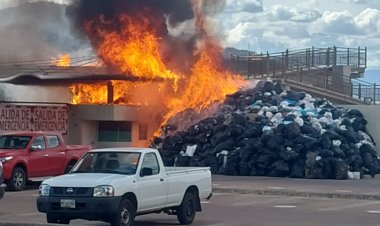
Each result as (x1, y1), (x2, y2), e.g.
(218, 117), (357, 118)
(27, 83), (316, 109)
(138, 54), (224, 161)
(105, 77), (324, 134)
(150, 80), (380, 179)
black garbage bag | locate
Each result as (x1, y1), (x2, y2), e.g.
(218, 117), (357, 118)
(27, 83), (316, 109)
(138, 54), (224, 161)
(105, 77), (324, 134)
(189, 156), (205, 167)
(227, 124), (246, 137)
(278, 148), (300, 162)
(333, 159), (348, 180)
(239, 138), (259, 148)
(175, 155), (191, 166)
(293, 144), (307, 156)
(274, 80), (285, 94)
(268, 160), (290, 177)
(347, 109), (364, 118)
(262, 81), (275, 93)
(267, 134), (285, 150)
(285, 122), (301, 139)
(305, 152), (324, 179)
(318, 149), (334, 158)
(347, 154), (364, 172)
(322, 157), (334, 179)
(183, 135), (196, 144)
(225, 150), (240, 175)
(360, 143), (377, 157)
(242, 126), (261, 138)
(335, 126), (359, 144)
(210, 131), (230, 147)
(213, 139), (235, 154)
(320, 133), (332, 150)
(162, 156), (175, 166)
(212, 124), (228, 134)
(295, 135), (320, 150)
(362, 152), (377, 177)
(286, 90), (304, 101)
(240, 146), (254, 162)
(194, 133), (210, 144)
(231, 113), (247, 125)
(204, 155), (219, 174)
(351, 116), (367, 131)
(290, 159), (305, 178)
(301, 123), (321, 138)
(239, 162), (250, 176)
(332, 146), (346, 159)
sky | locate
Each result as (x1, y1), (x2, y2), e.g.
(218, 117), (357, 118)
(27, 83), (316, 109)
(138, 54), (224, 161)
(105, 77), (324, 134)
(0, 0), (379, 70)
(218, 0), (380, 69)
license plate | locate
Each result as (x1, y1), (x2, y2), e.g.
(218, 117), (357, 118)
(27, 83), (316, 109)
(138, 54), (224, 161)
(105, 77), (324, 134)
(60, 199), (76, 209)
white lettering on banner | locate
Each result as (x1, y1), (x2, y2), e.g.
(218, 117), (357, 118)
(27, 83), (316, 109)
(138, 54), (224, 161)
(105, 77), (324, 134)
(0, 105), (68, 134)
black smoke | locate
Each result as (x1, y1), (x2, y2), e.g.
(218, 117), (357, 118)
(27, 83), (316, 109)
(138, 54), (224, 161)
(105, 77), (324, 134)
(66, 0), (226, 75)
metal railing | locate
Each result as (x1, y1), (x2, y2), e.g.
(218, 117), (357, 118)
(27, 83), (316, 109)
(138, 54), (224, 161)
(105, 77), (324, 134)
(226, 46), (367, 78)
(351, 79), (380, 104)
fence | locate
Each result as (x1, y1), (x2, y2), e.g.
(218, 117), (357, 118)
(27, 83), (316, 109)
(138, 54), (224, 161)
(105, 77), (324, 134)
(226, 46), (367, 78)
(351, 80), (380, 104)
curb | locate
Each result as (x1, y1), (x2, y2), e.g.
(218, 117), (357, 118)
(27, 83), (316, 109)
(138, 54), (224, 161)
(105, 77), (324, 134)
(0, 223), (52, 226)
(213, 187), (380, 200)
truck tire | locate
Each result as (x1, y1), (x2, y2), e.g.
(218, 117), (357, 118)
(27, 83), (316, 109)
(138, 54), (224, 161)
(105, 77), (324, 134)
(47, 214), (70, 224)
(7, 167), (26, 191)
(176, 192), (197, 225)
(111, 199), (136, 226)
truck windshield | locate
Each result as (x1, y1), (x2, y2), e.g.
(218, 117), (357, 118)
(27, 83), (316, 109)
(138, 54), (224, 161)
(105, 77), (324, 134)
(0, 135), (31, 149)
(71, 152), (141, 175)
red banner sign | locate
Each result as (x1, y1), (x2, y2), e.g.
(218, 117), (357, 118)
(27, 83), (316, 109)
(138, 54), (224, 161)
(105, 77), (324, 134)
(0, 104), (68, 134)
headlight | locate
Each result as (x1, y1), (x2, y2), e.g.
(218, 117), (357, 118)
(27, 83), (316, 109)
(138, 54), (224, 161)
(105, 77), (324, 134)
(0, 156), (13, 163)
(39, 184), (51, 196)
(93, 185), (114, 197)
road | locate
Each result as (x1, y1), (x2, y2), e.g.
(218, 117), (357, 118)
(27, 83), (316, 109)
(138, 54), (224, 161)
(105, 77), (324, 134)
(1, 185), (380, 226)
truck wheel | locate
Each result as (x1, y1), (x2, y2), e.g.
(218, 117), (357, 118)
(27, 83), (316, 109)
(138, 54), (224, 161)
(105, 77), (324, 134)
(177, 192), (197, 225)
(7, 167), (26, 191)
(47, 214), (70, 224)
(111, 199), (136, 226)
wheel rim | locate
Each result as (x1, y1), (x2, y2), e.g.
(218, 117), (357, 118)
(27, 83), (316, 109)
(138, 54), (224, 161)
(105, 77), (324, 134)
(120, 207), (130, 225)
(185, 200), (195, 217)
(14, 171), (24, 188)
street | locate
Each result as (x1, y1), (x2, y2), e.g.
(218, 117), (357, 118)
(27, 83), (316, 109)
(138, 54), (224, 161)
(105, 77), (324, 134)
(1, 185), (380, 226)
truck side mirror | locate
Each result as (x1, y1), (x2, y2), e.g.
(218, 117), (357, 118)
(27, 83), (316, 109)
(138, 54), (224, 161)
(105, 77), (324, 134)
(140, 167), (153, 177)
(31, 145), (42, 151)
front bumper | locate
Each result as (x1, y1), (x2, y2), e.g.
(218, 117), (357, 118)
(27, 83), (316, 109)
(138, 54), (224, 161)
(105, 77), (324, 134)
(36, 196), (121, 221)
(0, 184), (6, 199)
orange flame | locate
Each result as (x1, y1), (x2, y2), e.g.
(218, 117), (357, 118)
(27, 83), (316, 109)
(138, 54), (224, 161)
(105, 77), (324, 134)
(53, 54), (71, 67)
(70, 3), (247, 137)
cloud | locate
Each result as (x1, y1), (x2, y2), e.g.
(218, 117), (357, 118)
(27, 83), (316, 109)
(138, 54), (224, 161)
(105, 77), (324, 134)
(225, 0), (263, 13)
(354, 8), (380, 34)
(312, 10), (363, 35)
(336, 0), (367, 4)
(268, 4), (321, 22)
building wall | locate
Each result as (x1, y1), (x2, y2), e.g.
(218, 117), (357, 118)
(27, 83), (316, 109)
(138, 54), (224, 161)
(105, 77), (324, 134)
(68, 105), (157, 149)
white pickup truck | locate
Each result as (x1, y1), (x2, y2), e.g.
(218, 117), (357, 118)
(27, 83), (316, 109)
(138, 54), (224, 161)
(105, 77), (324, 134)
(36, 148), (212, 226)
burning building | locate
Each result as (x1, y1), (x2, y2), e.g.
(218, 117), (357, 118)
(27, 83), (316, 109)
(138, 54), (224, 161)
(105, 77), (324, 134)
(0, 0), (246, 148)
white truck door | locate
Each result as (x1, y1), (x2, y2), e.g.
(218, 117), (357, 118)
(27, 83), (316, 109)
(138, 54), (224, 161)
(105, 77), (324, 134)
(138, 152), (167, 211)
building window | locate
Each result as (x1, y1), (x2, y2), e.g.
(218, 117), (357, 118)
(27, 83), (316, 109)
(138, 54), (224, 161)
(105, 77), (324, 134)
(139, 123), (148, 140)
(98, 121), (131, 142)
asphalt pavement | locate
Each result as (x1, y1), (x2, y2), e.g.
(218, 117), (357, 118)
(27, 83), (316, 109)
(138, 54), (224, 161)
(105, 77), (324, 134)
(0, 175), (380, 226)
(212, 174), (380, 200)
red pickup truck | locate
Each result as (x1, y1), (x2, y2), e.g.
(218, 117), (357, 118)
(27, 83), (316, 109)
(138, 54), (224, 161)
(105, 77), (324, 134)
(0, 132), (91, 191)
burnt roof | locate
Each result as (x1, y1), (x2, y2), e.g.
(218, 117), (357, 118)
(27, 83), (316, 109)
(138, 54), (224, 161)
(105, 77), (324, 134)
(0, 65), (165, 85)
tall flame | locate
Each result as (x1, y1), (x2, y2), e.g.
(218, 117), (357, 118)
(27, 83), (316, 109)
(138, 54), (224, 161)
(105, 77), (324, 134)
(71, 0), (247, 136)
